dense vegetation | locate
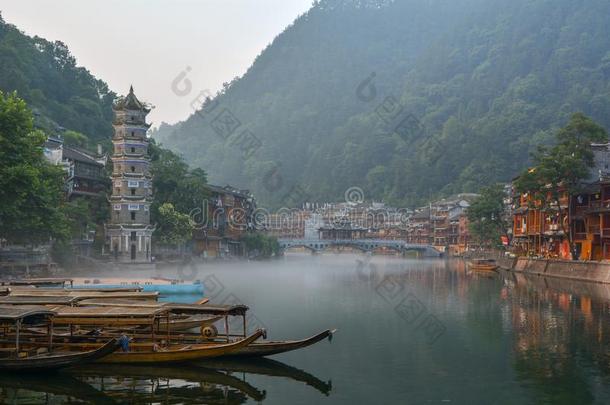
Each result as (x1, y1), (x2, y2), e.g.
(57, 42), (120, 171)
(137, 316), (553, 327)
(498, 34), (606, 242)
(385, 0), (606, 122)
(155, 0), (610, 208)
(242, 233), (281, 258)
(466, 184), (509, 249)
(0, 91), (70, 245)
(0, 13), (115, 141)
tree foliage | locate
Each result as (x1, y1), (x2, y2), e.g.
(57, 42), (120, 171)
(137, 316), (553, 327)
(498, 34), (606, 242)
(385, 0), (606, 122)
(155, 203), (194, 247)
(0, 91), (69, 244)
(149, 141), (209, 229)
(0, 14), (115, 140)
(466, 184), (507, 248)
(156, 0), (610, 208)
(242, 233), (280, 258)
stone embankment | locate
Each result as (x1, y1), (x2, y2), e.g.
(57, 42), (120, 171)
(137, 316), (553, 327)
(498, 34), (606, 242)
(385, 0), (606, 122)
(495, 255), (610, 284)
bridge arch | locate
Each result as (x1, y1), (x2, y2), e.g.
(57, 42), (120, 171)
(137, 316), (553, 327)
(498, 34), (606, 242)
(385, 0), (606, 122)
(278, 239), (441, 258)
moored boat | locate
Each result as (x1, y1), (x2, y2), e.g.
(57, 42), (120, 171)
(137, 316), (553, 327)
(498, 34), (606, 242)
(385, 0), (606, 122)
(93, 329), (265, 364)
(20, 304), (265, 363)
(221, 328), (337, 358)
(0, 305), (119, 372)
(468, 259), (499, 272)
(71, 277), (204, 295)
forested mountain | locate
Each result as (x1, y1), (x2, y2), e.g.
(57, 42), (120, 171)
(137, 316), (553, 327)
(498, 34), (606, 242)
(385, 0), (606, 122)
(0, 13), (115, 141)
(156, 0), (610, 208)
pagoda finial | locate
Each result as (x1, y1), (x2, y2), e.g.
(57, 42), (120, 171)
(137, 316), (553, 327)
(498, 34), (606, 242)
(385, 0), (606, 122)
(129, 85), (134, 94)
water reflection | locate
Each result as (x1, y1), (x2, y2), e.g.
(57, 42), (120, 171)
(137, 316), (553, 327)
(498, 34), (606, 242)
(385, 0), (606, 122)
(8, 256), (610, 403)
(500, 271), (610, 404)
(196, 358), (332, 396)
(0, 358), (330, 404)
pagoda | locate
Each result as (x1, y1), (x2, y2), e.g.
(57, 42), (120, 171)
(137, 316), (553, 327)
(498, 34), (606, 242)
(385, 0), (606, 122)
(105, 86), (154, 262)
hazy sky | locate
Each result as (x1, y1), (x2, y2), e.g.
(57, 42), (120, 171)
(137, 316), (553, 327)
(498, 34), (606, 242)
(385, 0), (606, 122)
(1, 0), (313, 126)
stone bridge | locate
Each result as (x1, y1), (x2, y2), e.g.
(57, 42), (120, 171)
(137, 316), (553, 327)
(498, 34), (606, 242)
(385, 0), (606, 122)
(278, 239), (442, 258)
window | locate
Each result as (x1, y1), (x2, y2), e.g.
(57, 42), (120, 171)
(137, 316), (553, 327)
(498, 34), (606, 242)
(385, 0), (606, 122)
(131, 147), (135, 153)
(131, 188), (136, 196)
(131, 212), (136, 221)
(131, 166), (135, 172)
(131, 231), (136, 241)
(131, 131), (135, 136)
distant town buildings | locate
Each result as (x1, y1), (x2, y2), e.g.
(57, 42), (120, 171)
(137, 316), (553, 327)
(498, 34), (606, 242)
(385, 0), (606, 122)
(262, 196), (478, 255)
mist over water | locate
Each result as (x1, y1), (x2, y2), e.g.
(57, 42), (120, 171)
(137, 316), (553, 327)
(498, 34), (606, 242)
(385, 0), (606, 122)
(8, 254), (610, 404)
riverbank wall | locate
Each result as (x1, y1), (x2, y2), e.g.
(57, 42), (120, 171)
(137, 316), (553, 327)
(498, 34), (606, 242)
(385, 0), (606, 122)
(494, 255), (610, 284)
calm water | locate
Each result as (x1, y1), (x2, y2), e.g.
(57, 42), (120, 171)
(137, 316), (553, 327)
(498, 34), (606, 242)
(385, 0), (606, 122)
(4, 254), (610, 404)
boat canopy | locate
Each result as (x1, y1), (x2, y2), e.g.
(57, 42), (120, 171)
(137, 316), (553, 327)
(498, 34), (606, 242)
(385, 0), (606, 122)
(0, 278), (73, 287)
(49, 305), (169, 327)
(9, 289), (159, 301)
(0, 295), (79, 305)
(77, 299), (249, 316)
(172, 303), (249, 316)
(0, 305), (56, 321)
(51, 305), (167, 318)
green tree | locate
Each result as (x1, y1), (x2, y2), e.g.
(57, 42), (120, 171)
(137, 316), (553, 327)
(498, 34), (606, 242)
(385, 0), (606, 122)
(467, 184), (507, 248)
(515, 113), (608, 259)
(149, 140), (209, 223)
(0, 91), (69, 245)
(155, 203), (194, 247)
(242, 233), (280, 258)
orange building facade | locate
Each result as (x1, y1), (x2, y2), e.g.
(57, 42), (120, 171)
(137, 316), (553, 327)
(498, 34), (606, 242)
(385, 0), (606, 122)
(511, 181), (610, 261)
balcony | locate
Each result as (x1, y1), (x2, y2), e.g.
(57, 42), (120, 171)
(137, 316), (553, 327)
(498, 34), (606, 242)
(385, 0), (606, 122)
(587, 200), (610, 212)
(588, 225), (601, 235)
(527, 225), (542, 235)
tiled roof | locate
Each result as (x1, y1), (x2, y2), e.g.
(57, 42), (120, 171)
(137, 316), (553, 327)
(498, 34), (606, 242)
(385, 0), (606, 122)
(62, 146), (103, 166)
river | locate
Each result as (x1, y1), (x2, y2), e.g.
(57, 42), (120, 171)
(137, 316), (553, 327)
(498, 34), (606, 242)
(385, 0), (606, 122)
(3, 254), (610, 404)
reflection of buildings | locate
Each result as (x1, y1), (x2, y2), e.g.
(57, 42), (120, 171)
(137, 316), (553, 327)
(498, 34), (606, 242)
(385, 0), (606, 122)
(506, 272), (610, 401)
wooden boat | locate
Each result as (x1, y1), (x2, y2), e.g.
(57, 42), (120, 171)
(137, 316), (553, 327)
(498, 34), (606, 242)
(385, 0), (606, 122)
(468, 259), (498, 272)
(155, 313), (223, 332)
(0, 339), (119, 372)
(222, 329), (337, 358)
(50, 301), (336, 359)
(20, 304), (266, 364)
(0, 305), (120, 372)
(71, 276), (204, 295)
(0, 278), (74, 288)
(8, 288), (160, 301)
(75, 299), (224, 332)
(63, 329), (266, 364)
